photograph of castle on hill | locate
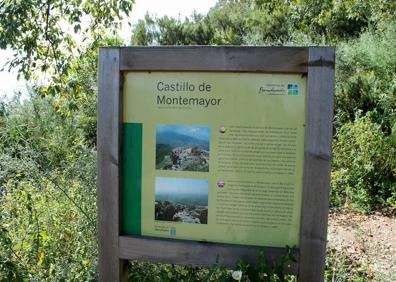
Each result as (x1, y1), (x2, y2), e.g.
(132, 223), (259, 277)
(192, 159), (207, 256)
(156, 124), (210, 172)
(155, 177), (208, 224)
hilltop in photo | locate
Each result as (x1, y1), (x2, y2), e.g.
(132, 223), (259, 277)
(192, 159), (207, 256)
(156, 124), (210, 172)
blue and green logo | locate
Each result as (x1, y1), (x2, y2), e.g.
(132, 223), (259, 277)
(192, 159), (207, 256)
(287, 83), (298, 96)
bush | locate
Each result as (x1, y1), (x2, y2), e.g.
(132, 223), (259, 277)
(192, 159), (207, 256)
(0, 95), (97, 280)
(331, 114), (396, 211)
(335, 21), (396, 131)
(331, 21), (396, 211)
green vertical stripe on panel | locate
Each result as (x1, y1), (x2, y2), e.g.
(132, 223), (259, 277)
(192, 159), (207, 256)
(121, 123), (142, 235)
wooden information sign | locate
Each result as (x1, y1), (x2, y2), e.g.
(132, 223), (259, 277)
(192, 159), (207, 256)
(97, 46), (335, 282)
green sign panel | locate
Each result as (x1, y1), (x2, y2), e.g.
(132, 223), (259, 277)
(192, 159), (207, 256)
(122, 72), (306, 247)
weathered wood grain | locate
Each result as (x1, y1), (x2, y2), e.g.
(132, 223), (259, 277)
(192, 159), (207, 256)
(119, 236), (299, 274)
(97, 48), (127, 282)
(298, 47), (335, 282)
(120, 46), (308, 73)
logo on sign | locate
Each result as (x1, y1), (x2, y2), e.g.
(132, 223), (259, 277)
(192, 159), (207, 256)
(287, 84), (298, 96)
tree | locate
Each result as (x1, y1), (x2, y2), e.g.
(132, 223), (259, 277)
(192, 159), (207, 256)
(0, 0), (133, 80)
(131, 13), (214, 45)
(131, 0), (396, 46)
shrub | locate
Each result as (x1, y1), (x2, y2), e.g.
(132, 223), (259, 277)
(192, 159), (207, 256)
(0, 96), (97, 280)
(331, 21), (396, 211)
(331, 114), (396, 211)
(335, 21), (396, 131)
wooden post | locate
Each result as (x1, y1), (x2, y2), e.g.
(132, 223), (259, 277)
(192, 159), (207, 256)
(97, 48), (128, 282)
(298, 47), (335, 282)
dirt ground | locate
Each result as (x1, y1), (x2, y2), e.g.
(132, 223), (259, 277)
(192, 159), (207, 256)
(327, 208), (396, 281)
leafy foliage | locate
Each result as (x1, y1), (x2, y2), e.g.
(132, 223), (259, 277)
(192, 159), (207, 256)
(131, 0), (396, 46)
(335, 23), (396, 130)
(129, 247), (297, 281)
(331, 114), (396, 211)
(331, 22), (396, 211)
(0, 0), (133, 82)
(132, 13), (215, 46)
(0, 94), (97, 280)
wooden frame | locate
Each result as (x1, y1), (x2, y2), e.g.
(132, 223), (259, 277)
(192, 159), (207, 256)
(97, 46), (335, 282)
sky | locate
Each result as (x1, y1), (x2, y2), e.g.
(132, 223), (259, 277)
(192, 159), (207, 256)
(0, 49), (28, 99)
(157, 124), (211, 141)
(155, 177), (208, 195)
(0, 0), (216, 100)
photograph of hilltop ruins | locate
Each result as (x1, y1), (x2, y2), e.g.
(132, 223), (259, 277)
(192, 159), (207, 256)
(154, 177), (208, 224)
(156, 124), (210, 172)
